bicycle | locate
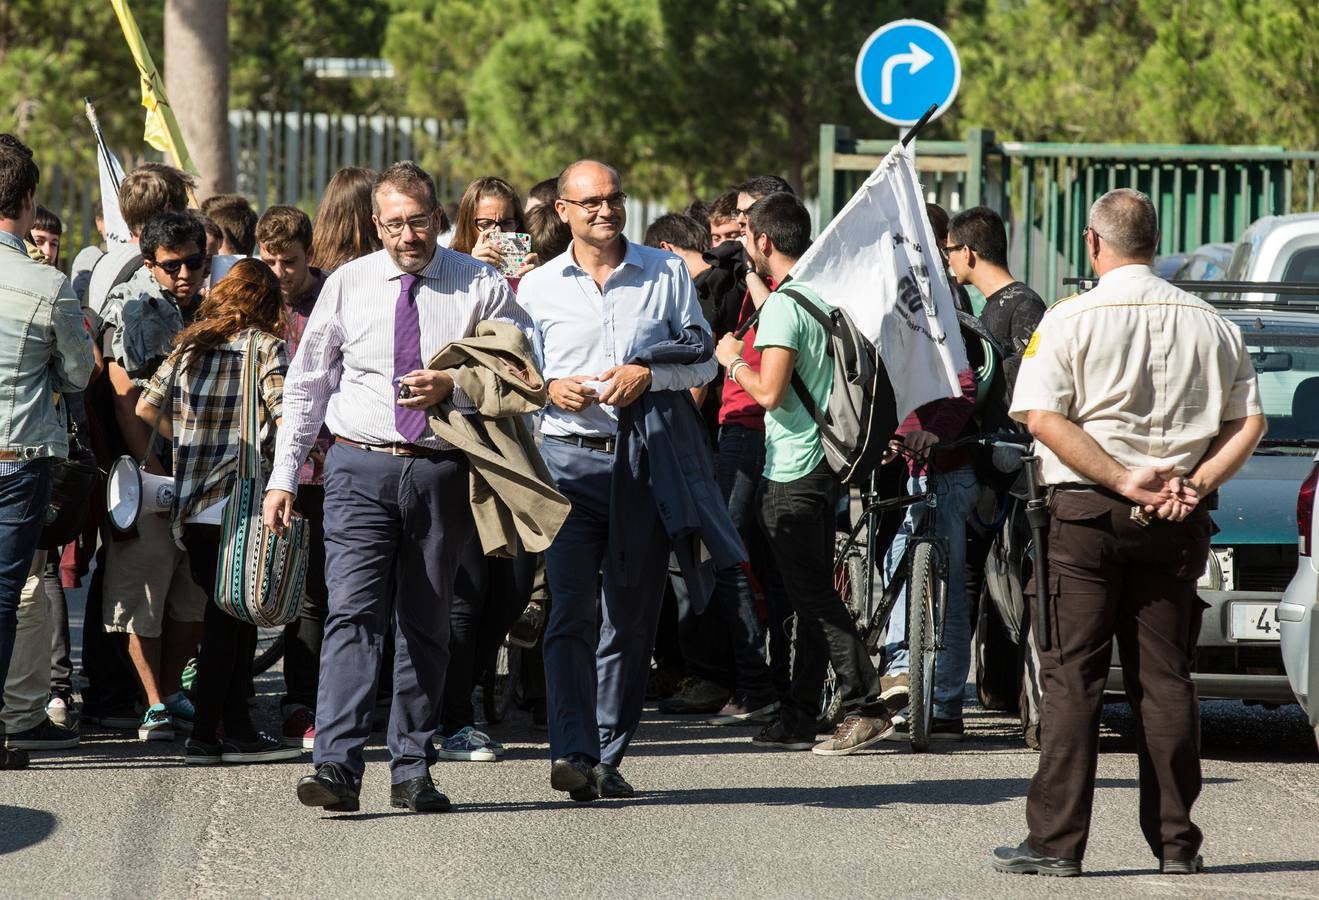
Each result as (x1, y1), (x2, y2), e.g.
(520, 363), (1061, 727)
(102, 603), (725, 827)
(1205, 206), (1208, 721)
(832, 432), (1041, 751)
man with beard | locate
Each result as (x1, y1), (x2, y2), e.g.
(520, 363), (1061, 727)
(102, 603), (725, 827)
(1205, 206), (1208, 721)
(265, 162), (531, 814)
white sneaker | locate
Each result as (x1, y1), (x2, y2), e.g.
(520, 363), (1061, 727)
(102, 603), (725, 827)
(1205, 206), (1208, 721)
(435, 725), (498, 761)
(46, 696), (70, 727)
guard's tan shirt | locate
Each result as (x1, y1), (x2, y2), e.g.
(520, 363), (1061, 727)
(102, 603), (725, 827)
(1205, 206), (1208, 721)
(1010, 264), (1262, 485)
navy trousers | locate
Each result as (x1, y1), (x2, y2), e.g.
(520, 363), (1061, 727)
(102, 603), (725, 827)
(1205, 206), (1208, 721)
(541, 439), (670, 768)
(314, 443), (473, 786)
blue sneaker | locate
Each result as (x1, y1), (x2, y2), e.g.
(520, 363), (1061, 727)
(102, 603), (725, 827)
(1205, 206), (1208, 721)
(435, 726), (498, 762)
(163, 692), (195, 732)
(139, 704), (175, 742)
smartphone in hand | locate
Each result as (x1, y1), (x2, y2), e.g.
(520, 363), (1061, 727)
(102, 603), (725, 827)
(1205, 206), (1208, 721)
(489, 232), (533, 278)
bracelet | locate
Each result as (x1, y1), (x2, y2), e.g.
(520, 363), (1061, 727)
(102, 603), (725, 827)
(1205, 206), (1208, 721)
(727, 359), (749, 385)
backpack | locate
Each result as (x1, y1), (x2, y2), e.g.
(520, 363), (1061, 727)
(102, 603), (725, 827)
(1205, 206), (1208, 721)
(781, 285), (897, 483)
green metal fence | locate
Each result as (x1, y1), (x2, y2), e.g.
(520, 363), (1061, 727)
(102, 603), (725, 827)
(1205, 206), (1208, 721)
(819, 125), (1319, 300)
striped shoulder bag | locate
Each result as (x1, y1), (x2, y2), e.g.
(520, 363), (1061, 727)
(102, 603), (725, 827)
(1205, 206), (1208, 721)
(214, 332), (309, 626)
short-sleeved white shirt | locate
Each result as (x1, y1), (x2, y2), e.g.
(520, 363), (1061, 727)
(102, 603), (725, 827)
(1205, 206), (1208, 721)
(1010, 264), (1262, 485)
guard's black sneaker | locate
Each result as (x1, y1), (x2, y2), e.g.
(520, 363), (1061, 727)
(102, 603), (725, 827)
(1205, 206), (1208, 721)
(1161, 855), (1204, 875)
(751, 719), (815, 751)
(990, 841), (1082, 877)
(297, 761), (360, 812)
(0, 748), (29, 770)
(658, 677), (730, 715)
(221, 732), (302, 764)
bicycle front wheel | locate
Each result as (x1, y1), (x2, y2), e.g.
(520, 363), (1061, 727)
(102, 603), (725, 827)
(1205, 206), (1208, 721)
(907, 542), (941, 752)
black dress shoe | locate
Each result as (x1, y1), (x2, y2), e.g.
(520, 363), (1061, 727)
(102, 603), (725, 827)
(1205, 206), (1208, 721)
(391, 775), (451, 813)
(296, 762), (360, 812)
(593, 763), (635, 799)
(551, 755), (597, 803)
(990, 841), (1082, 877)
(1161, 854), (1204, 875)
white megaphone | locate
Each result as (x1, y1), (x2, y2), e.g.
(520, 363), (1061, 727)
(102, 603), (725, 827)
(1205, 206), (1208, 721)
(106, 454), (176, 531)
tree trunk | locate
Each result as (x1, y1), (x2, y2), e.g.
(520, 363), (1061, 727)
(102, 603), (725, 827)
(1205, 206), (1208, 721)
(164, 0), (233, 198)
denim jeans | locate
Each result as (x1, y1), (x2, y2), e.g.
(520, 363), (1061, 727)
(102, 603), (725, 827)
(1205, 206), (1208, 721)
(882, 465), (979, 720)
(760, 464), (881, 735)
(0, 459), (54, 715)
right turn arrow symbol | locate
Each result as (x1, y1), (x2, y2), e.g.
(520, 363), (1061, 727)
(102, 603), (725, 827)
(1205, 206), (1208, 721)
(881, 42), (935, 105)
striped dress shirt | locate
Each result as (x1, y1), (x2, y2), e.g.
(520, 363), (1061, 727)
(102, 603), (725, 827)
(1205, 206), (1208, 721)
(268, 246), (532, 494)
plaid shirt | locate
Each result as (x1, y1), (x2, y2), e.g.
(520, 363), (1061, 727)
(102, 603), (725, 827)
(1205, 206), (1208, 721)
(141, 329), (287, 545)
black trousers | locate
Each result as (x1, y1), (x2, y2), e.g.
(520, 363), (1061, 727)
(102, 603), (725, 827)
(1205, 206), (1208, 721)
(79, 545), (139, 715)
(1026, 489), (1209, 862)
(281, 485), (328, 711)
(182, 524), (259, 743)
(440, 540), (533, 735)
(758, 465), (881, 735)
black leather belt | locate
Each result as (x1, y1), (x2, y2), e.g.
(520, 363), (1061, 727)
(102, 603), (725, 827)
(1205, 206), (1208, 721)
(334, 436), (448, 459)
(546, 433), (617, 454)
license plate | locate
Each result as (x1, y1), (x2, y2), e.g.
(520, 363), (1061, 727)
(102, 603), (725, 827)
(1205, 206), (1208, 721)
(1228, 602), (1281, 641)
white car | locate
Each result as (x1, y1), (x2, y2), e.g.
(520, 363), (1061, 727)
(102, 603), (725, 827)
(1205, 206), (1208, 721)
(1281, 460), (1319, 745)
(1223, 212), (1319, 304)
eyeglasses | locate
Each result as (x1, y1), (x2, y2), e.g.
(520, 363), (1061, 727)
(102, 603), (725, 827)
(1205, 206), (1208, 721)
(1083, 225), (1103, 242)
(474, 217), (519, 232)
(735, 206), (753, 221)
(559, 192), (628, 213)
(378, 214), (435, 237)
(150, 252), (209, 276)
(941, 242), (966, 259)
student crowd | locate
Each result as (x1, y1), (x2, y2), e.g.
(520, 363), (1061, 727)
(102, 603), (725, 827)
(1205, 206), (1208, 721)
(1, 130), (1252, 877)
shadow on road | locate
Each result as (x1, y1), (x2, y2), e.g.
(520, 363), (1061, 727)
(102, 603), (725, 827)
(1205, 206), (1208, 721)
(1084, 859), (1319, 878)
(0, 805), (57, 854)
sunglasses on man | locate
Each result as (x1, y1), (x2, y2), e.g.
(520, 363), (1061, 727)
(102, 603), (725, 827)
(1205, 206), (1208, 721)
(149, 252), (210, 276)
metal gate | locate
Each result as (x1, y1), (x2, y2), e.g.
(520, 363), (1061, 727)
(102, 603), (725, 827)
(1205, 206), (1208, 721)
(818, 125), (1319, 300)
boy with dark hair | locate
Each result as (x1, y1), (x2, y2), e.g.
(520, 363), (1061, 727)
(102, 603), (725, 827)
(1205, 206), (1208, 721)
(644, 213), (710, 272)
(254, 203), (331, 750)
(946, 206), (1046, 388)
(708, 191), (742, 247)
(713, 191), (893, 753)
(28, 205), (61, 267)
(99, 211), (210, 742)
(88, 163), (195, 315)
(199, 193), (258, 256)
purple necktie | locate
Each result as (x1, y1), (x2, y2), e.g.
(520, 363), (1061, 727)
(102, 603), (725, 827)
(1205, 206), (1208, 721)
(393, 273), (427, 442)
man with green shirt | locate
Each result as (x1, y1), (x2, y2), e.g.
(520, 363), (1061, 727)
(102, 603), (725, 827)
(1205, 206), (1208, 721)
(714, 192), (893, 755)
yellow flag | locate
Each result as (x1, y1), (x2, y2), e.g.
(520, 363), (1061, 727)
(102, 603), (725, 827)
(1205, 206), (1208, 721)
(109, 0), (197, 174)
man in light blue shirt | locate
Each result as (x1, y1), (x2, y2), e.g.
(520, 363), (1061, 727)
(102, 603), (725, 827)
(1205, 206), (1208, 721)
(519, 160), (716, 801)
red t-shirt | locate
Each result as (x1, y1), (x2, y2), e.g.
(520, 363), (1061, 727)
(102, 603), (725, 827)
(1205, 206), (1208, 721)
(719, 292), (766, 430)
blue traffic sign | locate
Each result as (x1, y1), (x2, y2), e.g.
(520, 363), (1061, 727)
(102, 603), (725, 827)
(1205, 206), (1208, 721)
(855, 19), (961, 127)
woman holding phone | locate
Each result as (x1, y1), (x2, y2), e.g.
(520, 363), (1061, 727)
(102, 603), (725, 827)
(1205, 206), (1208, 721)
(450, 176), (538, 283)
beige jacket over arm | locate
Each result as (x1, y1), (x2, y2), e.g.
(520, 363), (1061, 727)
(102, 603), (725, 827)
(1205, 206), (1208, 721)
(426, 320), (570, 557)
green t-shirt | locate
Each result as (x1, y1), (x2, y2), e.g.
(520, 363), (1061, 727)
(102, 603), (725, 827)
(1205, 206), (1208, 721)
(754, 282), (833, 483)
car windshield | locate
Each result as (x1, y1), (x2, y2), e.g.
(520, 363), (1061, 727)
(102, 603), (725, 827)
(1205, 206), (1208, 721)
(1233, 319), (1319, 446)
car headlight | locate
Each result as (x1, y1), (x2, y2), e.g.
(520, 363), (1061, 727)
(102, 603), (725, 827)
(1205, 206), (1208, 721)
(1198, 548), (1235, 591)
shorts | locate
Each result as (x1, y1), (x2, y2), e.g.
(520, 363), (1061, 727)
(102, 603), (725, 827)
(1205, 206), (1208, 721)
(102, 511), (207, 637)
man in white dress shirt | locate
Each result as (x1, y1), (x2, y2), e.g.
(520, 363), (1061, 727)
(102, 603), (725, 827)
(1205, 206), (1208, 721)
(264, 162), (531, 814)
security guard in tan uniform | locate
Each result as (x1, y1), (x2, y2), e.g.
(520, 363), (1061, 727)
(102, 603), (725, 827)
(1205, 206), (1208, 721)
(990, 189), (1266, 878)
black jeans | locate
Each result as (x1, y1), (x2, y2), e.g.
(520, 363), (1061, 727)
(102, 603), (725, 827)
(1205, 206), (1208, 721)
(281, 485), (328, 711)
(441, 538), (533, 735)
(79, 545), (139, 716)
(759, 464), (881, 735)
(183, 525), (258, 744)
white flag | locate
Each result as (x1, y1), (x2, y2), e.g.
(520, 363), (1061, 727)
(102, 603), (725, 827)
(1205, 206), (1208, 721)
(84, 99), (132, 245)
(790, 145), (967, 421)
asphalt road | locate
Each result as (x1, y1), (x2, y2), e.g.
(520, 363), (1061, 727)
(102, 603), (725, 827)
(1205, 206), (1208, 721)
(3, 659), (1317, 899)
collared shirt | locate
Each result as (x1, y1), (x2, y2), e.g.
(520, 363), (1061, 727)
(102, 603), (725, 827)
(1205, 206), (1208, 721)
(285, 268), (331, 486)
(142, 329), (287, 545)
(1010, 264), (1262, 484)
(268, 246), (531, 494)
(0, 230), (95, 472)
(518, 239), (716, 437)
